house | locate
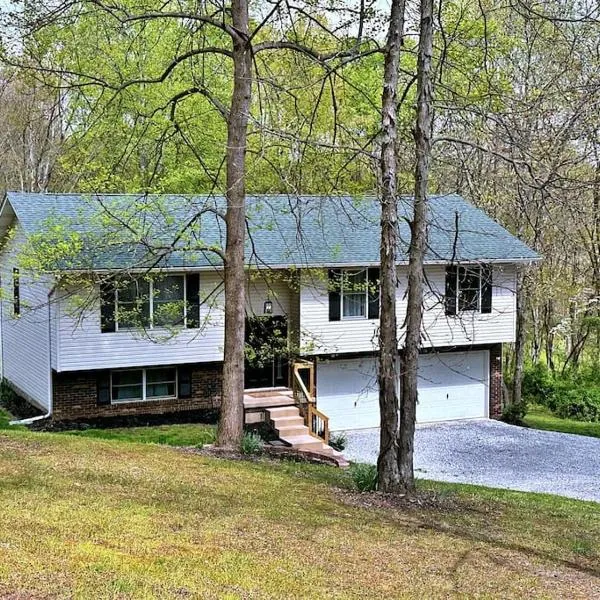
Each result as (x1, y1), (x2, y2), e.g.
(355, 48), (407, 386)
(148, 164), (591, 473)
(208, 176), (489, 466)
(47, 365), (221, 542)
(0, 192), (538, 440)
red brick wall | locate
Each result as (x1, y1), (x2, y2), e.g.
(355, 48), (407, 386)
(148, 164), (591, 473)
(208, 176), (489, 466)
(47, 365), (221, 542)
(53, 363), (222, 421)
(489, 344), (503, 418)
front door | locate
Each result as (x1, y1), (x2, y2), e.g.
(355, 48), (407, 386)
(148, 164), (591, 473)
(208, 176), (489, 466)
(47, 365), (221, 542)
(244, 315), (288, 389)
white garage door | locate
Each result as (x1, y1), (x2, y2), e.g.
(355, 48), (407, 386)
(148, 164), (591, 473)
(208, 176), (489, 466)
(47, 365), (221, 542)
(417, 351), (489, 422)
(317, 351), (489, 431)
(317, 357), (379, 431)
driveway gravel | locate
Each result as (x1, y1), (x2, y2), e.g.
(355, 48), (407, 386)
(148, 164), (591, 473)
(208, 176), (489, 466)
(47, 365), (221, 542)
(343, 420), (600, 503)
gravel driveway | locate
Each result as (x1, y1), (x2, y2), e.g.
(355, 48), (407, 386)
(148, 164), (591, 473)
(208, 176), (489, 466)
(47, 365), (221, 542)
(343, 420), (600, 503)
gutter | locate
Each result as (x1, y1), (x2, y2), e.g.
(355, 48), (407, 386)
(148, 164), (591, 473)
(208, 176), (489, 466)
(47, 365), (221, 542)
(9, 285), (55, 426)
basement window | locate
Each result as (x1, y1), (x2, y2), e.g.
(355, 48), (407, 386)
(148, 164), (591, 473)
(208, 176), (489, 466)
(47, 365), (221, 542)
(111, 367), (178, 403)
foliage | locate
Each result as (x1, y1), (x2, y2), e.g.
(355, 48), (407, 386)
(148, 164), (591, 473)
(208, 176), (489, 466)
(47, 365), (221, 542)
(522, 363), (556, 405)
(240, 431), (263, 455)
(328, 431), (347, 452)
(501, 400), (529, 425)
(349, 462), (378, 492)
(550, 389), (600, 423)
(521, 364), (600, 423)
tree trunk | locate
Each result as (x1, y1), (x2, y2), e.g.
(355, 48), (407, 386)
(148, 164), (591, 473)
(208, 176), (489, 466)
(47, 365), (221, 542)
(398, 0), (434, 495)
(216, 0), (252, 448)
(511, 268), (526, 406)
(377, 0), (406, 493)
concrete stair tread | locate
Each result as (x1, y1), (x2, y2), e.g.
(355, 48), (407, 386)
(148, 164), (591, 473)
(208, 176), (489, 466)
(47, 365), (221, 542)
(244, 395), (295, 409)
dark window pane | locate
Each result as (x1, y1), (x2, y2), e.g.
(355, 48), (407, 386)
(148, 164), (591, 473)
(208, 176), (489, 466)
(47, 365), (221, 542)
(112, 370), (143, 387)
(146, 368), (176, 384)
(112, 384), (143, 401)
(147, 382), (176, 398)
(342, 269), (367, 318)
(117, 279), (150, 328)
(153, 276), (185, 326)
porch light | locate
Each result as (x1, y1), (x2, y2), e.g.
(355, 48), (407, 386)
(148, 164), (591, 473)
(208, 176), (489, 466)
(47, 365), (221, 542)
(263, 299), (273, 315)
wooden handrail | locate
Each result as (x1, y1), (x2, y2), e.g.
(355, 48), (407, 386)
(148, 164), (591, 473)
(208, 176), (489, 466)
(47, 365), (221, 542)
(291, 359), (329, 444)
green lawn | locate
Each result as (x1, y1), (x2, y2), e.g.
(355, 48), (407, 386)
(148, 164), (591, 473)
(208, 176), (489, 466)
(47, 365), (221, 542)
(0, 428), (598, 598)
(66, 422), (217, 447)
(524, 404), (600, 438)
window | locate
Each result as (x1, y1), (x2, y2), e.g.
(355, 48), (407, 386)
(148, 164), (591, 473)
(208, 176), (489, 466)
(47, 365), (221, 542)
(115, 275), (185, 330)
(153, 276), (185, 327)
(445, 265), (492, 316)
(12, 268), (20, 317)
(111, 367), (177, 403)
(342, 269), (368, 319)
(328, 267), (379, 321)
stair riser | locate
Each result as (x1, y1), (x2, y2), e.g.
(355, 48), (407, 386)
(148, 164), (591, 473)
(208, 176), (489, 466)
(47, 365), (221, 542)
(276, 426), (310, 437)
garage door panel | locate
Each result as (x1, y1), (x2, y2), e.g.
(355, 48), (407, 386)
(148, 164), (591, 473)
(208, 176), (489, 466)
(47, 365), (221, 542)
(417, 351), (488, 422)
(317, 358), (379, 431)
(317, 350), (489, 431)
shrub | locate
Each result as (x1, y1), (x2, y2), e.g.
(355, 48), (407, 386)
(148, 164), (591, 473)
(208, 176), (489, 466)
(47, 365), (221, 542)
(502, 401), (528, 425)
(241, 431), (263, 455)
(552, 388), (600, 422)
(329, 432), (347, 452)
(522, 363), (555, 406)
(350, 463), (378, 492)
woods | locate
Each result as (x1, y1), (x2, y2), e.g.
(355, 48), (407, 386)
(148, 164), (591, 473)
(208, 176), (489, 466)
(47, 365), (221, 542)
(1, 0), (600, 485)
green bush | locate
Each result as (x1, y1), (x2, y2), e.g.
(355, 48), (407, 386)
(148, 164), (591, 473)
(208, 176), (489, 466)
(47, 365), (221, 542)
(241, 431), (263, 455)
(502, 401), (528, 425)
(522, 363), (556, 406)
(350, 463), (378, 492)
(552, 388), (600, 422)
(329, 432), (347, 452)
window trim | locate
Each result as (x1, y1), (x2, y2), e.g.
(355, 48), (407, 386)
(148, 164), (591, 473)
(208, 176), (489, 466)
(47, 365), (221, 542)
(340, 268), (369, 321)
(110, 366), (179, 404)
(114, 274), (187, 332)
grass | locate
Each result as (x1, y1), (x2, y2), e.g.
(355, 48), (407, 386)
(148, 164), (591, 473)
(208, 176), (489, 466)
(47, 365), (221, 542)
(0, 429), (598, 598)
(66, 422), (217, 447)
(524, 404), (600, 438)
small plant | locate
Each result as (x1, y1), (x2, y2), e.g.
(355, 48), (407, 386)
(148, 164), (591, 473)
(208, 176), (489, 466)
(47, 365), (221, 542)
(502, 400), (528, 425)
(350, 463), (378, 492)
(241, 431), (263, 455)
(329, 432), (347, 452)
(571, 537), (595, 557)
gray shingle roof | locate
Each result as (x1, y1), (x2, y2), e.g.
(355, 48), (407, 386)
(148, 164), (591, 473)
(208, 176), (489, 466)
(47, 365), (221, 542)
(3, 192), (539, 270)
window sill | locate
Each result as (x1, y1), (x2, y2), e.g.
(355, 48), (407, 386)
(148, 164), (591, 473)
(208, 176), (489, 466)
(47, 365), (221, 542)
(111, 395), (178, 405)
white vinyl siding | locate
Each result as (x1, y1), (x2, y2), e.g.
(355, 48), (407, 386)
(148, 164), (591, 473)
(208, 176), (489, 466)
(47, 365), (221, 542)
(300, 265), (516, 355)
(416, 264), (517, 348)
(0, 225), (52, 410)
(300, 271), (380, 354)
(56, 272), (292, 372)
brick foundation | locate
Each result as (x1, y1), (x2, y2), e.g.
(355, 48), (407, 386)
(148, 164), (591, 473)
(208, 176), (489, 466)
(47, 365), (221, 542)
(489, 344), (503, 418)
(52, 363), (222, 421)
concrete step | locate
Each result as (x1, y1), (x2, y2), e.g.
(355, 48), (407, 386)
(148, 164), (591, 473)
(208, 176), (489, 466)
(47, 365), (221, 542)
(267, 406), (301, 419)
(281, 434), (325, 451)
(244, 387), (290, 396)
(277, 425), (310, 437)
(244, 395), (295, 409)
(269, 415), (305, 428)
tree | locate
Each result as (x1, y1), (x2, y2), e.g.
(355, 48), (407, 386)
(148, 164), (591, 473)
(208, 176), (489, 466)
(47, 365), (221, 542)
(377, 0), (406, 492)
(398, 0), (434, 494)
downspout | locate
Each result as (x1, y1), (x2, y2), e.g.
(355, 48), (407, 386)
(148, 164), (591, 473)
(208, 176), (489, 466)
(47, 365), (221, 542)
(9, 285), (55, 425)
